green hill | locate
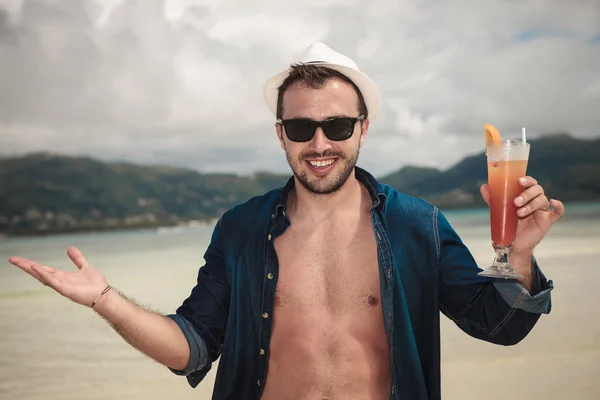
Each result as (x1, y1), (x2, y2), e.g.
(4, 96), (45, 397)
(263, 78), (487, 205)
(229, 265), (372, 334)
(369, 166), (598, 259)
(0, 154), (290, 235)
(1, 133), (599, 236)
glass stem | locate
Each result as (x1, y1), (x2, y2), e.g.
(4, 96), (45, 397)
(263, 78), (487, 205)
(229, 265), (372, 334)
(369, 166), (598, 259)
(478, 242), (523, 280)
(492, 242), (511, 267)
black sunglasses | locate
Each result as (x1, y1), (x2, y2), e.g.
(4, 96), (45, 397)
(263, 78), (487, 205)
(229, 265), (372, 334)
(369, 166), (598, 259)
(277, 115), (365, 142)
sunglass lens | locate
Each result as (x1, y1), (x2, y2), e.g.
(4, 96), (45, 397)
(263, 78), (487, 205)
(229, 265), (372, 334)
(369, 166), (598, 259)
(325, 118), (355, 141)
(285, 119), (315, 142)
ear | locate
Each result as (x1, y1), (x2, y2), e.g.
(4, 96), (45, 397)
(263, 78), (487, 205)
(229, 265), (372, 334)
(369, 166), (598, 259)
(275, 122), (286, 150)
(358, 119), (370, 148)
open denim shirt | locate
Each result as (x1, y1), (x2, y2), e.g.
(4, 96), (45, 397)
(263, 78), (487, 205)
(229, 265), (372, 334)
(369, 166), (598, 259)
(166, 167), (553, 400)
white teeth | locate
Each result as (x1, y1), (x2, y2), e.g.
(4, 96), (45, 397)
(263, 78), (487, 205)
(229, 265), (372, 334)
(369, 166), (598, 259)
(309, 159), (335, 168)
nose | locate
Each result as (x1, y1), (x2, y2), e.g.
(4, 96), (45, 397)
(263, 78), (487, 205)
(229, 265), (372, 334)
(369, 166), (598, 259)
(308, 127), (332, 153)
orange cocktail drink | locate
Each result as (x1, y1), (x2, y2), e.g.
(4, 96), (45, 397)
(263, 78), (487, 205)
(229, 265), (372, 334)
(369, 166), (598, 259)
(488, 158), (529, 247)
(478, 125), (530, 280)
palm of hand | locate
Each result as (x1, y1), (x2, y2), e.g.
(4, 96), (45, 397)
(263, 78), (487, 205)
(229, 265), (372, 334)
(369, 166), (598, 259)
(8, 246), (108, 307)
(48, 265), (108, 305)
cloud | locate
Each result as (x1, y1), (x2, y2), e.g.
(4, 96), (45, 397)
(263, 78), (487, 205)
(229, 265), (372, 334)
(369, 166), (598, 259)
(0, 0), (599, 176)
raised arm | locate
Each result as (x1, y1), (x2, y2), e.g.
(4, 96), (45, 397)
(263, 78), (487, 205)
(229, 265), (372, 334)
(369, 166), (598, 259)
(437, 176), (564, 344)
(437, 210), (552, 345)
(8, 246), (191, 371)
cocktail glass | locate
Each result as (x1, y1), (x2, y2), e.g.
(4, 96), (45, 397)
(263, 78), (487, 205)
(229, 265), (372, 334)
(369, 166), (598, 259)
(478, 139), (530, 280)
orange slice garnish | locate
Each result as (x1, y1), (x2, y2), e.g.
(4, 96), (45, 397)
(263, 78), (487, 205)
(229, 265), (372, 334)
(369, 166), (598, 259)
(484, 124), (501, 155)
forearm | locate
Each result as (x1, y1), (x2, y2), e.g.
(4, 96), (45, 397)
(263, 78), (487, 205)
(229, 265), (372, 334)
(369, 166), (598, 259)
(92, 288), (190, 371)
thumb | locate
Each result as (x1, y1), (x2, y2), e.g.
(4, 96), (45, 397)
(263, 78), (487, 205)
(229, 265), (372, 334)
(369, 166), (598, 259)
(67, 246), (89, 270)
(480, 184), (490, 206)
(548, 199), (565, 224)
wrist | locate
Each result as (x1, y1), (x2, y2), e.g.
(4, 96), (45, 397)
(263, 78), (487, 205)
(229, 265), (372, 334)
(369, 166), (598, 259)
(91, 285), (112, 308)
(91, 286), (119, 316)
(510, 249), (534, 290)
(511, 249), (533, 266)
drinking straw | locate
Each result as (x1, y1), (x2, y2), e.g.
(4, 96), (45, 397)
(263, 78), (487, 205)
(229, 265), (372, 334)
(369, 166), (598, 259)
(522, 127), (527, 144)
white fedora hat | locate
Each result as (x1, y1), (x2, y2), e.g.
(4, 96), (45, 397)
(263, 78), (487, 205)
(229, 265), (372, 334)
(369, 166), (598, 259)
(262, 42), (381, 121)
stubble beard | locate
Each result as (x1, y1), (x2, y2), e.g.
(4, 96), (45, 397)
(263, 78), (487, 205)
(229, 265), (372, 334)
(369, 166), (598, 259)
(286, 147), (360, 195)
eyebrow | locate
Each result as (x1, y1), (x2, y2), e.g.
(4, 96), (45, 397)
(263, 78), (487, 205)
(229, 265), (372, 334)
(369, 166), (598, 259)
(284, 114), (353, 120)
(325, 114), (352, 119)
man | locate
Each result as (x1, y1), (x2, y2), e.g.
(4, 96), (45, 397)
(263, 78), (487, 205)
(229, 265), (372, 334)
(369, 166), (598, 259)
(9, 42), (563, 400)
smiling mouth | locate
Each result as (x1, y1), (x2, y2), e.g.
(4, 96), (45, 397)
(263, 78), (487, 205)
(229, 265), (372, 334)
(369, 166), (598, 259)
(307, 159), (336, 168)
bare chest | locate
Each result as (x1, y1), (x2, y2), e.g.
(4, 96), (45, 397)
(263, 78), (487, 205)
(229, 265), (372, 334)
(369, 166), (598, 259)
(273, 218), (380, 313)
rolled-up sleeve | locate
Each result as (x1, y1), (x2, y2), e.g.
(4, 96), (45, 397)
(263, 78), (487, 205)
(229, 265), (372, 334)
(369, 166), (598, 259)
(166, 218), (230, 387)
(493, 257), (554, 314)
(166, 313), (210, 376)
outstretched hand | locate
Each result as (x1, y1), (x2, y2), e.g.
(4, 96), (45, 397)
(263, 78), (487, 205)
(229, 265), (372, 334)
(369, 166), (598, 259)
(480, 176), (565, 253)
(8, 246), (109, 307)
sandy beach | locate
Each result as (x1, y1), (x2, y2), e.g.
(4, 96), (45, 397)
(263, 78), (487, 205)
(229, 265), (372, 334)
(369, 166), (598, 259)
(0, 203), (598, 400)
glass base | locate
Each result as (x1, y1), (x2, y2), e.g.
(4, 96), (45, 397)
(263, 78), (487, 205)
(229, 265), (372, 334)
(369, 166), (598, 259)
(478, 265), (524, 280)
(477, 242), (524, 280)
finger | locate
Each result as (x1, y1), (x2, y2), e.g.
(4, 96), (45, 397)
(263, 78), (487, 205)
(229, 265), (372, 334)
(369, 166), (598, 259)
(28, 263), (44, 282)
(518, 176), (538, 188)
(31, 264), (62, 290)
(67, 246), (89, 270)
(517, 195), (549, 217)
(480, 184), (490, 206)
(16, 259), (59, 282)
(514, 184), (544, 207)
(548, 199), (565, 223)
(8, 257), (68, 290)
(9, 257), (42, 275)
(33, 263), (61, 275)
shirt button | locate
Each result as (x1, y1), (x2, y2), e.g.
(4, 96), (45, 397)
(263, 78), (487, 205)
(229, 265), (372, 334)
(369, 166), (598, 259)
(282, 211), (286, 216)
(262, 312), (269, 318)
(267, 273), (273, 280)
(257, 380), (261, 386)
(267, 234), (272, 240)
(260, 349), (265, 355)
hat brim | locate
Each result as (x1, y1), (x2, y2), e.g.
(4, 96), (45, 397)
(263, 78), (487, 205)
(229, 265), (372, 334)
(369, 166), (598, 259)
(262, 63), (380, 121)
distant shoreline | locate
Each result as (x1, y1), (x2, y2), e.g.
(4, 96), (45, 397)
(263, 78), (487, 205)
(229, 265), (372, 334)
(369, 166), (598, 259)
(0, 219), (217, 239)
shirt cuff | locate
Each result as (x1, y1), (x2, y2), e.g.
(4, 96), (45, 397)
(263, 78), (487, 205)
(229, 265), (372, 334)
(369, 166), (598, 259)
(166, 313), (209, 376)
(493, 258), (554, 314)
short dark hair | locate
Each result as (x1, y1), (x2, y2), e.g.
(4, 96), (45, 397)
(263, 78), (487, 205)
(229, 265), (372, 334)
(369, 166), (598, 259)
(276, 63), (368, 120)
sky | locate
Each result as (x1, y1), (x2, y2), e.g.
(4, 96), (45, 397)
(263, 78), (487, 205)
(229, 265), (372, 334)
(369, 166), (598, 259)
(0, 0), (599, 177)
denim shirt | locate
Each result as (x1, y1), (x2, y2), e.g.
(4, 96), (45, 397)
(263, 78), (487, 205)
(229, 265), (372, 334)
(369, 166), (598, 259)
(166, 167), (553, 400)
